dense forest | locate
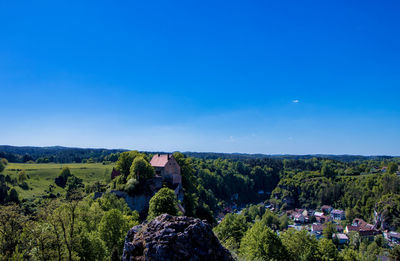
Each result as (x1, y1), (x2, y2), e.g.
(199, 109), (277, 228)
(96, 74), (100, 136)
(0, 145), (395, 163)
(0, 146), (400, 260)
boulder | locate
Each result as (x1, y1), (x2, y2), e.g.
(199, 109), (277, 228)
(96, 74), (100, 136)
(122, 214), (234, 261)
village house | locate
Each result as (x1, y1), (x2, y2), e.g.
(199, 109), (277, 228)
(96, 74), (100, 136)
(334, 233), (349, 244)
(286, 208), (310, 224)
(294, 213), (305, 223)
(311, 223), (324, 236)
(384, 231), (400, 245)
(345, 218), (380, 239)
(331, 209), (346, 220)
(311, 223), (343, 237)
(314, 211), (330, 223)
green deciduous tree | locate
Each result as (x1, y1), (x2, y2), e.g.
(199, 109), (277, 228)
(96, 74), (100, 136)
(322, 222), (337, 240)
(76, 230), (106, 261)
(0, 160), (5, 173)
(213, 213), (248, 251)
(17, 171), (27, 184)
(280, 229), (320, 261)
(390, 245), (400, 261)
(239, 221), (287, 261)
(125, 178), (139, 194)
(8, 188), (19, 203)
(99, 209), (131, 256)
(339, 247), (362, 261)
(54, 200), (80, 261)
(115, 151), (141, 178)
(55, 167), (72, 188)
(66, 175), (84, 192)
(148, 188), (179, 220)
(129, 157), (154, 181)
(318, 238), (338, 261)
(260, 210), (280, 231)
(388, 162), (399, 174)
(0, 158), (7, 166)
(321, 162), (335, 179)
(0, 204), (27, 260)
(97, 193), (132, 215)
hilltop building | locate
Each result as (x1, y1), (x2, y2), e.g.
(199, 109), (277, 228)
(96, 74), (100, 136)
(150, 154), (182, 185)
(150, 154), (183, 201)
(105, 154), (184, 215)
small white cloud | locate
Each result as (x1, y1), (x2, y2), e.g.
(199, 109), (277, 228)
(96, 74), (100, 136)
(292, 99), (300, 103)
(225, 136), (236, 143)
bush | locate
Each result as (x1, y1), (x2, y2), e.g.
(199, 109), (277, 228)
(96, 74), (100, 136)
(55, 167), (72, 188)
(0, 161), (4, 173)
(19, 182), (29, 190)
(125, 178), (139, 195)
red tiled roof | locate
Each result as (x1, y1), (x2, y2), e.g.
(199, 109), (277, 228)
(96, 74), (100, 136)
(294, 213), (303, 219)
(312, 224), (323, 232)
(150, 154), (171, 167)
(359, 229), (380, 237)
(346, 219), (380, 237)
(352, 218), (368, 228)
(316, 215), (330, 221)
(346, 225), (359, 232)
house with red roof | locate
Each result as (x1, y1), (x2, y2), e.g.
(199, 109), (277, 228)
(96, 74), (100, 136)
(150, 154), (183, 201)
(345, 218), (380, 239)
(334, 233), (349, 244)
(314, 211), (330, 223)
(150, 154), (182, 185)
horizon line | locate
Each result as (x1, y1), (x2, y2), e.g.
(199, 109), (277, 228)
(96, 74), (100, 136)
(0, 144), (399, 158)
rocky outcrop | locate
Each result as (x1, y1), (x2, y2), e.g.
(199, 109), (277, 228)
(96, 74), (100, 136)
(122, 214), (234, 261)
(94, 190), (152, 214)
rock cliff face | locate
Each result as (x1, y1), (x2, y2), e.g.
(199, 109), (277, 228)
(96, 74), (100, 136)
(122, 214), (234, 261)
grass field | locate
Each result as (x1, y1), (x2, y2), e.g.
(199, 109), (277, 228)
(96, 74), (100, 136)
(4, 163), (114, 200)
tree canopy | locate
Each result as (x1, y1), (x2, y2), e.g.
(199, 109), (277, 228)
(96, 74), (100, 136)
(239, 221), (287, 261)
(148, 188), (179, 220)
(129, 156), (154, 181)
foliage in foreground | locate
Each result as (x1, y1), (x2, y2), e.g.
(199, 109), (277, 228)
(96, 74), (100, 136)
(0, 193), (139, 260)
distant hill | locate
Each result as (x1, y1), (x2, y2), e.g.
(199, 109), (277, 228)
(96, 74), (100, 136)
(182, 152), (396, 162)
(0, 145), (127, 163)
(0, 145), (397, 163)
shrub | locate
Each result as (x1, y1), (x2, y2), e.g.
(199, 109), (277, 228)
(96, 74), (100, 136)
(125, 178), (139, 195)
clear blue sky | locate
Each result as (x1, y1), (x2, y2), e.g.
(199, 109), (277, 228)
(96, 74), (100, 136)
(1, 0), (399, 155)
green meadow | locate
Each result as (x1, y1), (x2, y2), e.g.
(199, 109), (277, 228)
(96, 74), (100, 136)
(4, 163), (114, 200)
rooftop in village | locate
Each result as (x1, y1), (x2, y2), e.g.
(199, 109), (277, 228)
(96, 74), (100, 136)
(150, 154), (174, 167)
